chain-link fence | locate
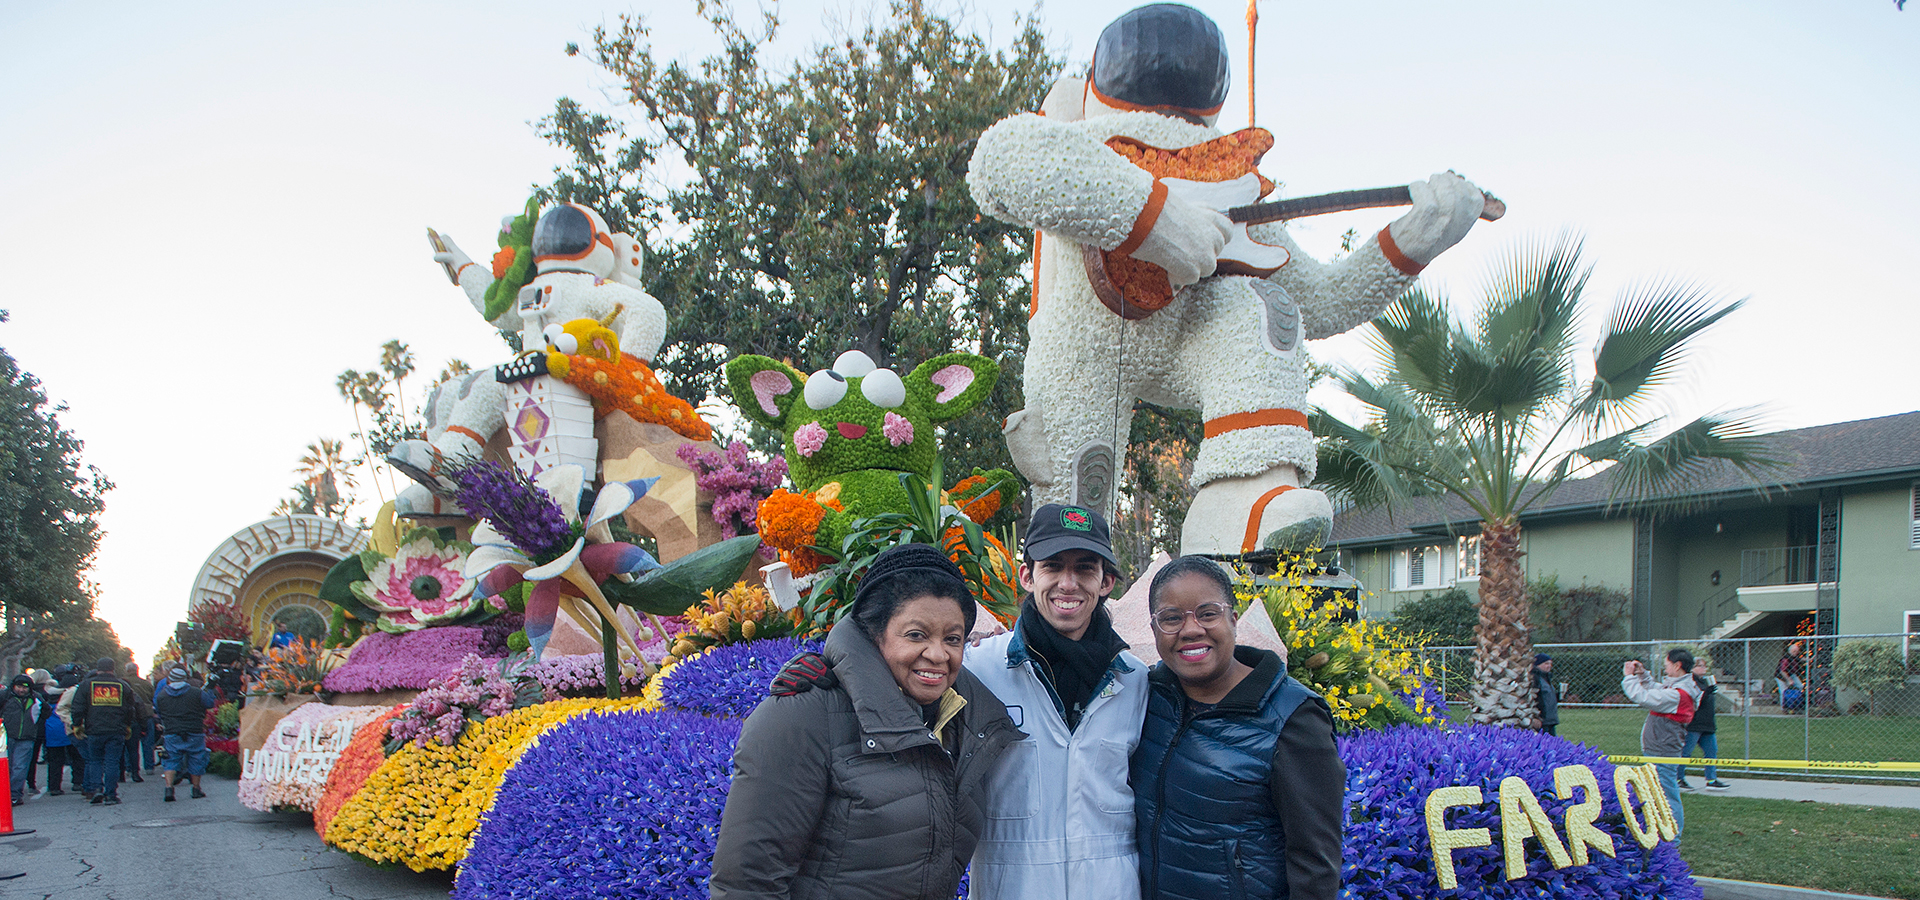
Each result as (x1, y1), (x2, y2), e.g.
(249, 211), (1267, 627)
(1414, 632), (1920, 783)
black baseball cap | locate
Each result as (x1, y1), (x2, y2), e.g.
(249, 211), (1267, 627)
(1023, 503), (1120, 569)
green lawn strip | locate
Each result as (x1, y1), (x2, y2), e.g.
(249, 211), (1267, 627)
(1555, 708), (1920, 767)
(1677, 795), (1920, 899)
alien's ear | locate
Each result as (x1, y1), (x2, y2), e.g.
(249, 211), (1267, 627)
(726, 355), (805, 429)
(905, 353), (999, 424)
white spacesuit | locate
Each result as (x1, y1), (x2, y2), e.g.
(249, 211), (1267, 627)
(389, 203), (666, 510)
(967, 4), (1484, 555)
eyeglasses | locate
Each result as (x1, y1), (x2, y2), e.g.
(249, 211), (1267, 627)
(1153, 602), (1231, 635)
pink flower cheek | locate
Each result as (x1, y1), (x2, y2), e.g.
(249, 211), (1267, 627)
(883, 412), (914, 447)
(793, 421), (828, 457)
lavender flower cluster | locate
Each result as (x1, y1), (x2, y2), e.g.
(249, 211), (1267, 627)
(676, 442), (787, 540)
(1338, 725), (1700, 899)
(526, 652), (648, 696)
(388, 654), (545, 747)
(455, 710), (742, 899)
(657, 637), (822, 719)
(449, 461), (578, 557)
(322, 626), (496, 693)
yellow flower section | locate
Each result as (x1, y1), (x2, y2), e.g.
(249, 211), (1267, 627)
(637, 654), (682, 711)
(1235, 558), (1435, 731)
(323, 697), (644, 871)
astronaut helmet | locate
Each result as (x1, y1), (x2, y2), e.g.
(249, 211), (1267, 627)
(532, 202), (624, 278)
(1086, 3), (1229, 125)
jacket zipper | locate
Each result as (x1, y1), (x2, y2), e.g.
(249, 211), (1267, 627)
(1148, 688), (1226, 899)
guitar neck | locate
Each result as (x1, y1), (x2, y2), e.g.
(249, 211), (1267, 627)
(1229, 186), (1505, 225)
(1228, 187), (1413, 224)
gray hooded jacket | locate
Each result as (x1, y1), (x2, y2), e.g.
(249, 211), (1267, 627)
(711, 620), (1022, 900)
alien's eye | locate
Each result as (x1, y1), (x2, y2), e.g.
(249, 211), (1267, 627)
(804, 370), (847, 410)
(543, 323), (565, 344)
(861, 368), (906, 408)
(554, 333), (579, 355)
(833, 350), (877, 378)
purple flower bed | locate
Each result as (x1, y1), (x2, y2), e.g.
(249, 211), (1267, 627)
(323, 626), (497, 693)
(479, 612), (525, 657)
(526, 652), (648, 696)
(1339, 725), (1699, 899)
(659, 637), (822, 719)
(456, 710), (741, 899)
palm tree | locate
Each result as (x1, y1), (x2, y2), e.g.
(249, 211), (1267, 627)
(1314, 235), (1776, 727)
(292, 438), (358, 520)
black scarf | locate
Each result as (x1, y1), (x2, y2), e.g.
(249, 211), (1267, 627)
(1019, 597), (1127, 731)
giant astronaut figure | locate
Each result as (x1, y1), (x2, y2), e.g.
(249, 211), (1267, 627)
(387, 202), (666, 513)
(969, 3), (1485, 555)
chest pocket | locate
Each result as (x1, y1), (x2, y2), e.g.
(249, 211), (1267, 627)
(983, 739), (1038, 819)
(831, 750), (920, 812)
(1091, 738), (1136, 815)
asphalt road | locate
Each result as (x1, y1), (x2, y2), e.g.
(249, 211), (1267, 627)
(0, 774), (451, 900)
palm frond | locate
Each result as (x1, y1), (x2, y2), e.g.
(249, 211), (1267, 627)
(1582, 282), (1744, 428)
(1587, 410), (1783, 511)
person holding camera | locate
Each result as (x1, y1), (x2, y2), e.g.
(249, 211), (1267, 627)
(1622, 649), (1703, 836)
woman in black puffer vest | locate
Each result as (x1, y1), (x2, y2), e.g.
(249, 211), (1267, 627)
(1131, 557), (1346, 900)
(711, 544), (1021, 900)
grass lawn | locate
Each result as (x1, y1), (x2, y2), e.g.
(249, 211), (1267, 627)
(1554, 707), (1920, 767)
(1679, 795), (1920, 899)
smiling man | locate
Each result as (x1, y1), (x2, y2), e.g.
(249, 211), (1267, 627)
(962, 503), (1148, 899)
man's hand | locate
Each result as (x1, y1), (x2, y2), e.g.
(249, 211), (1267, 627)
(1386, 171), (1484, 268)
(1131, 193), (1230, 289)
(769, 652), (836, 697)
(969, 602), (1008, 646)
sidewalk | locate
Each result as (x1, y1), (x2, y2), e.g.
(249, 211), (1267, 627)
(1682, 775), (1920, 809)
(0, 774), (450, 900)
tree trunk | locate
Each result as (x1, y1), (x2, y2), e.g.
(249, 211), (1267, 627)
(1469, 516), (1539, 728)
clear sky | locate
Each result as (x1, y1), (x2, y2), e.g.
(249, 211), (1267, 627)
(2, 1), (1914, 664)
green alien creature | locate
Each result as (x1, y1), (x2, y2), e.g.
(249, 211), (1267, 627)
(725, 349), (1020, 575)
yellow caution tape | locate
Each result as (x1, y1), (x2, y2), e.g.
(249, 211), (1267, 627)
(1605, 755), (1920, 772)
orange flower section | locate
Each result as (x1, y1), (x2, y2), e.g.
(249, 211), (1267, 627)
(315, 704), (407, 840)
(555, 353), (713, 442)
(490, 246), (517, 280)
(949, 474), (1003, 524)
(758, 489), (829, 575)
(942, 527), (1020, 627)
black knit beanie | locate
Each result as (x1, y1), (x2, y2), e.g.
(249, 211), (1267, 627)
(851, 543), (976, 635)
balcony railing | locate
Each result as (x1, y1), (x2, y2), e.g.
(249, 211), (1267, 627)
(1740, 545), (1819, 587)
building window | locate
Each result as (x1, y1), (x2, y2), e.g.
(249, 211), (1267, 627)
(1457, 535), (1481, 581)
(1393, 545), (1448, 591)
(1906, 610), (1920, 666)
(1910, 482), (1920, 550)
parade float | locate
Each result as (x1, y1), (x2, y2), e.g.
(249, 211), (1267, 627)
(189, 4), (1709, 897)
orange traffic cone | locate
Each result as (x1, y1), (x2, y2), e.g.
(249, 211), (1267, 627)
(0, 729), (35, 839)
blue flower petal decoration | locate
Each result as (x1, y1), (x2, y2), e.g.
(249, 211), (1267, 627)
(658, 637), (823, 719)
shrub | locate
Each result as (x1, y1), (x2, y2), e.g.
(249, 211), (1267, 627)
(1243, 565), (1438, 731)
(1832, 639), (1906, 708)
(206, 751), (240, 778)
(1390, 588), (1477, 646)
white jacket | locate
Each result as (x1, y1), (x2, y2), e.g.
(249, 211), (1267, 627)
(964, 629), (1149, 900)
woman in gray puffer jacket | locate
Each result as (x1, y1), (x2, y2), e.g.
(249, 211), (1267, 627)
(711, 544), (1022, 900)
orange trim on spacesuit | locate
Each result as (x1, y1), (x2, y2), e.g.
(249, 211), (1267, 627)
(1030, 231), (1043, 319)
(1243, 485), (1297, 553)
(1086, 78), (1225, 120)
(1377, 225), (1426, 276)
(445, 425), (488, 448)
(1113, 179), (1168, 258)
(1203, 407), (1309, 439)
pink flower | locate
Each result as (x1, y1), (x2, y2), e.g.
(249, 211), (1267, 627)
(793, 421), (828, 457)
(351, 533), (479, 633)
(883, 412), (914, 447)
